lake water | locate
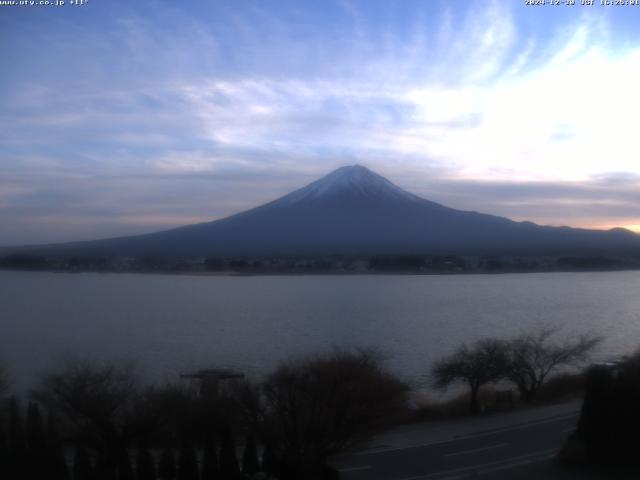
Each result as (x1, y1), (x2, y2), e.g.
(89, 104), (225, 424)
(2, 270), (640, 392)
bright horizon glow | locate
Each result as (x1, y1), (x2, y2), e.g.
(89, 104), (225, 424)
(2, 1), (640, 245)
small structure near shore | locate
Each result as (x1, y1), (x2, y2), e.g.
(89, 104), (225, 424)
(180, 368), (244, 398)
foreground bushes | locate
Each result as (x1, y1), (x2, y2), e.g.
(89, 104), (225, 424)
(568, 353), (640, 465)
(0, 350), (408, 479)
(235, 349), (408, 479)
(0, 400), (68, 480)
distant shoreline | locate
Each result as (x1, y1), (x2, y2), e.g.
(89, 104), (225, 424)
(2, 265), (640, 277)
(3, 251), (640, 277)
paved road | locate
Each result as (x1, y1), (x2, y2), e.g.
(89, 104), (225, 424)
(332, 410), (587, 479)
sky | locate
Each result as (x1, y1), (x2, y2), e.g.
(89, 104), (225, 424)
(2, 0), (640, 246)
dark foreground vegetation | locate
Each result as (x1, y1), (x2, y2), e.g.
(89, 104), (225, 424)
(3, 252), (640, 275)
(0, 350), (407, 480)
(561, 350), (640, 468)
(0, 328), (603, 479)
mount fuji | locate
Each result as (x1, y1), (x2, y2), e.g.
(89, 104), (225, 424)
(9, 165), (640, 257)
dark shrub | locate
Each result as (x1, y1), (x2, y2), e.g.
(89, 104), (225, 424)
(575, 356), (640, 464)
(238, 349), (407, 478)
(158, 447), (177, 480)
(136, 443), (157, 480)
(73, 445), (94, 480)
(241, 435), (259, 475)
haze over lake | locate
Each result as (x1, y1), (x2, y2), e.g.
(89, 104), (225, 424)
(3, 270), (640, 392)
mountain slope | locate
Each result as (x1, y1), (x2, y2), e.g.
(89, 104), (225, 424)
(8, 165), (640, 257)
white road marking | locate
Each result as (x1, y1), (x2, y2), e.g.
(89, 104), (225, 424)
(478, 453), (556, 476)
(443, 442), (508, 458)
(339, 465), (371, 472)
(394, 448), (557, 480)
(350, 412), (578, 456)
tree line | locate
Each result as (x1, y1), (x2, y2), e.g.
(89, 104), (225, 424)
(0, 395), (262, 480)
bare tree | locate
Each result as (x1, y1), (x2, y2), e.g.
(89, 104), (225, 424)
(432, 339), (509, 414)
(505, 327), (601, 403)
(236, 349), (408, 479)
(32, 359), (172, 473)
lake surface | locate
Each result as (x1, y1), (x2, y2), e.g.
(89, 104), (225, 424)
(2, 270), (640, 392)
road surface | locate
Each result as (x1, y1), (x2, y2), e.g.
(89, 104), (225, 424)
(331, 403), (639, 479)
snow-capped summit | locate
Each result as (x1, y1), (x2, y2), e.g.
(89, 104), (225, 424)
(12, 165), (640, 258)
(277, 165), (420, 205)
